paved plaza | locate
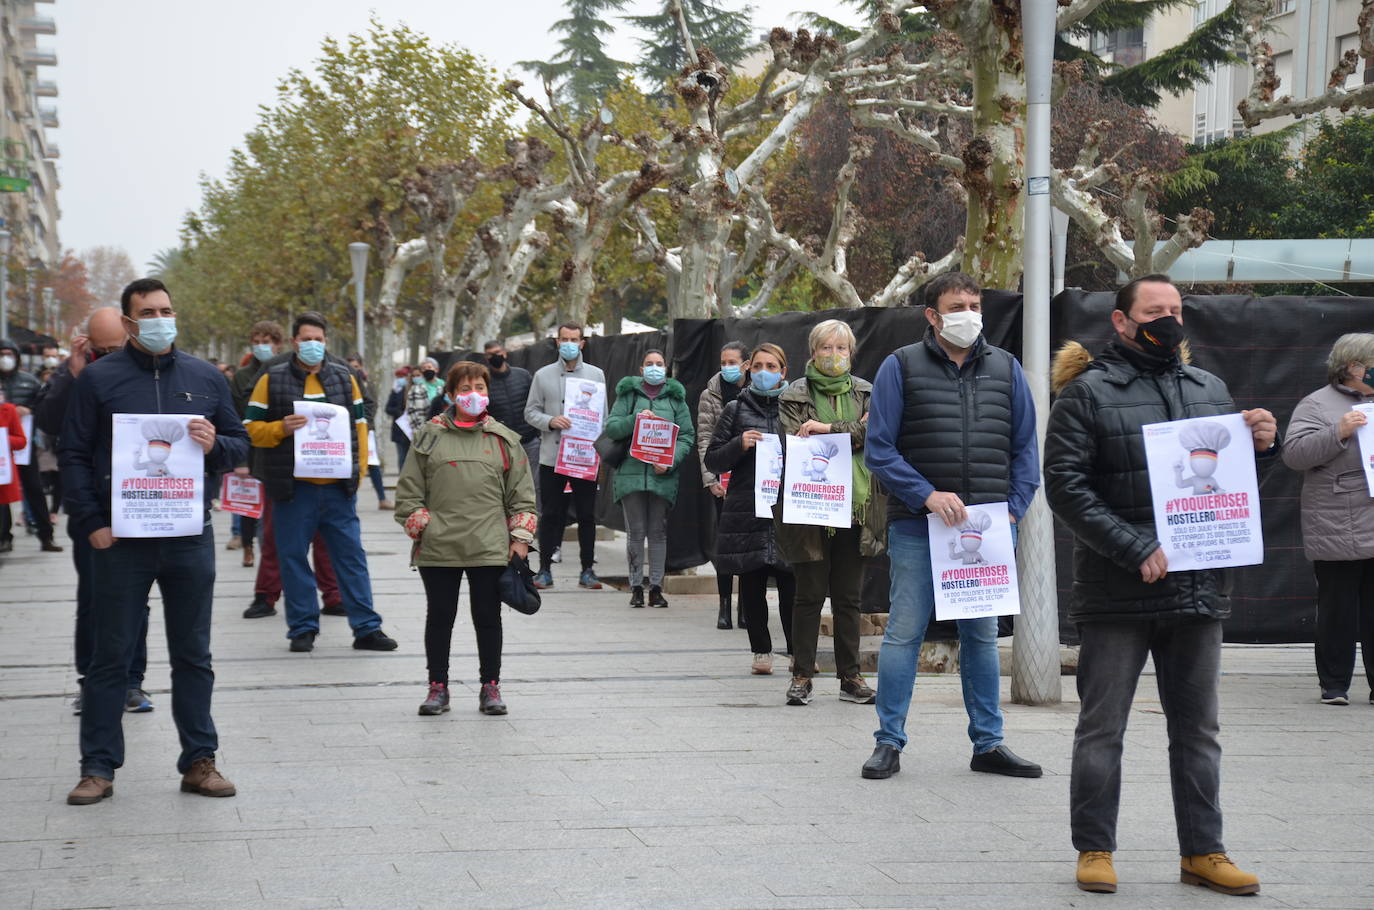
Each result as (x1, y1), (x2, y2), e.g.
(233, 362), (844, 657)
(1, 489), (1372, 910)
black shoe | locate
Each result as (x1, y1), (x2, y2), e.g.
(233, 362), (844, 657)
(862, 744), (901, 779)
(0, 539), (11, 553)
(630, 586), (645, 608)
(1321, 690), (1349, 705)
(40, 538), (64, 552)
(243, 596), (277, 619)
(970, 744), (1042, 778)
(289, 631), (316, 652)
(716, 596), (732, 630)
(649, 585), (668, 608)
(353, 630), (398, 651)
(321, 603), (347, 617)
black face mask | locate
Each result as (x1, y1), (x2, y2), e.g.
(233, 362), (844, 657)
(422, 369), (436, 381)
(487, 354), (505, 370)
(1129, 314), (1185, 356)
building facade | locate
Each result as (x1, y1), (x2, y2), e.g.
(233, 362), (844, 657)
(0, 0), (58, 275)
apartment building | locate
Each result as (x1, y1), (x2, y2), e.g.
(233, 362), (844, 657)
(0, 0), (58, 274)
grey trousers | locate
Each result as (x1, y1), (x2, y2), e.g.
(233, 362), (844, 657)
(622, 490), (669, 587)
(1071, 618), (1225, 855)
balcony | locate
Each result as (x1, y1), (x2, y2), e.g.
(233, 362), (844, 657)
(20, 17), (56, 35)
(39, 106), (57, 128)
(22, 49), (56, 67)
(35, 80), (57, 97)
(42, 144), (57, 159)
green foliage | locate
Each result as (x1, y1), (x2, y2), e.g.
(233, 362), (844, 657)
(1102, 3), (1247, 107)
(625, 1), (756, 93)
(1276, 116), (1374, 239)
(798, 0), (937, 44)
(525, 0), (629, 115)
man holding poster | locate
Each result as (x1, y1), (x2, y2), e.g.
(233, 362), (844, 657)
(1045, 275), (1277, 895)
(60, 278), (248, 805)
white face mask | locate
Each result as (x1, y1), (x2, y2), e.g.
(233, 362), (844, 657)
(0, 354), (14, 372)
(937, 310), (983, 349)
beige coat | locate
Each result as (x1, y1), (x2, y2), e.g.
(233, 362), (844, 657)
(1282, 382), (1374, 562)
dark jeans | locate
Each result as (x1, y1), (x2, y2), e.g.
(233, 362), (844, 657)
(1313, 559), (1374, 696)
(1071, 618), (1225, 855)
(711, 495), (734, 603)
(240, 514), (258, 546)
(0, 461), (53, 542)
(254, 499), (341, 607)
(80, 527), (218, 778)
(394, 437), (410, 471)
(791, 526), (863, 679)
(72, 531), (148, 689)
(43, 468), (60, 515)
(368, 464), (387, 503)
(738, 565), (795, 656)
(419, 565), (504, 684)
(538, 464), (597, 572)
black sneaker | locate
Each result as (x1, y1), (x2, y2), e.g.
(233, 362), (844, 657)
(629, 586), (645, 608)
(1321, 691), (1350, 705)
(243, 596), (276, 619)
(970, 744), (1043, 778)
(321, 603), (347, 617)
(479, 681), (508, 715)
(649, 586), (668, 608)
(862, 744), (901, 779)
(353, 630), (398, 651)
(418, 682), (450, 716)
(289, 631), (316, 652)
(785, 676), (813, 706)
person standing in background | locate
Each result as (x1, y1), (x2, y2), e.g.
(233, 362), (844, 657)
(697, 341), (750, 630)
(0, 337), (61, 553)
(481, 340), (540, 513)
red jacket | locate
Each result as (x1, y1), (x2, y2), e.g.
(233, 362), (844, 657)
(0, 402), (24, 505)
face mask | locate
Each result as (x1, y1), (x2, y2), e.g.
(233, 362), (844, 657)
(487, 354), (505, 370)
(558, 341), (581, 362)
(0, 354), (14, 372)
(411, 375), (425, 385)
(423, 369), (437, 382)
(455, 391), (489, 416)
(1130, 314), (1184, 355)
(136, 317), (178, 353)
(751, 369), (782, 392)
(43, 356), (58, 368)
(720, 364), (742, 383)
(252, 343), (274, 362)
(1363, 367), (1374, 387)
(937, 310), (982, 349)
(296, 339), (326, 366)
(643, 365), (666, 385)
(814, 352), (850, 377)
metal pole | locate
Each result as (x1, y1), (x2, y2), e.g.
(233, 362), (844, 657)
(1011, 0), (1062, 706)
(0, 229), (10, 338)
(43, 286), (54, 336)
(348, 242), (370, 359)
(1051, 207), (1070, 297)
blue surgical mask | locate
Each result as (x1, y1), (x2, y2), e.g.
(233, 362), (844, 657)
(297, 339), (326, 366)
(412, 375), (425, 385)
(252, 343), (274, 362)
(750, 369), (782, 392)
(136, 317), (177, 353)
(643, 365), (666, 385)
(720, 364), (742, 383)
(559, 341), (581, 362)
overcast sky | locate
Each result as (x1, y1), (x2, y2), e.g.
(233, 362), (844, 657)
(52, 1), (853, 272)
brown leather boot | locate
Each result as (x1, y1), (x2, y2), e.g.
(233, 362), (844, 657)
(1180, 853), (1259, 895)
(1076, 851), (1117, 893)
(180, 757), (236, 797)
(67, 775), (113, 805)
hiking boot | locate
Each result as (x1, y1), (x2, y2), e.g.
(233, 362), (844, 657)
(1180, 853), (1259, 895)
(124, 688), (153, 713)
(418, 682), (450, 716)
(861, 744), (901, 779)
(578, 569), (602, 589)
(629, 585), (645, 608)
(839, 674), (876, 704)
(40, 538), (63, 552)
(1320, 690), (1349, 705)
(785, 676), (813, 706)
(751, 653), (773, 675)
(67, 775), (113, 805)
(970, 744), (1043, 778)
(1076, 851), (1117, 893)
(180, 757), (236, 797)
(321, 602), (347, 616)
(649, 585), (668, 608)
(716, 596), (732, 629)
(353, 630), (398, 651)
(533, 570), (554, 589)
(243, 596), (276, 619)
(241, 544), (254, 567)
(479, 681), (508, 715)
(226, 535), (242, 550)
(289, 631), (316, 652)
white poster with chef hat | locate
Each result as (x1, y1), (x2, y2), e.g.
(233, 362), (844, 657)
(780, 433), (852, 528)
(1143, 413), (1263, 570)
(927, 502), (1021, 620)
(293, 401), (353, 479)
(111, 413), (204, 537)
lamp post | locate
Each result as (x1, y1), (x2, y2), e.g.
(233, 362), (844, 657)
(348, 242), (370, 359)
(1051, 207), (1070, 297)
(25, 264), (35, 333)
(42, 286), (54, 337)
(0, 229), (10, 337)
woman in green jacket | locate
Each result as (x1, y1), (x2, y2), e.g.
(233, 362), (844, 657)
(603, 350), (695, 608)
(394, 361), (537, 718)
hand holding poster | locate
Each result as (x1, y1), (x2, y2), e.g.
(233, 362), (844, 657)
(753, 432), (783, 518)
(293, 401), (353, 479)
(629, 415), (679, 467)
(780, 433), (852, 528)
(1351, 403), (1374, 495)
(13, 414), (32, 466)
(927, 502), (1021, 621)
(555, 435), (599, 480)
(1143, 413), (1263, 570)
(111, 414), (204, 537)
(562, 379), (606, 441)
(220, 473), (264, 519)
(0, 427), (11, 485)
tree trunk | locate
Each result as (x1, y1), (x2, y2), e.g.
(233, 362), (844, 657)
(560, 237), (596, 325)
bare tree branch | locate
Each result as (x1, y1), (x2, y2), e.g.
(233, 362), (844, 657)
(734, 255), (798, 317)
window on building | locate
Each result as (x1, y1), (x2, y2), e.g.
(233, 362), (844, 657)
(1194, 1), (1207, 27)
(1273, 50), (1295, 97)
(1271, 0), (1295, 14)
(1091, 26), (1146, 67)
(1195, 112), (1209, 143)
(1336, 33), (1371, 90)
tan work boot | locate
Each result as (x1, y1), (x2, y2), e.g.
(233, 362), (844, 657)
(180, 757), (237, 797)
(1180, 853), (1259, 895)
(66, 775), (113, 806)
(1076, 851), (1117, 893)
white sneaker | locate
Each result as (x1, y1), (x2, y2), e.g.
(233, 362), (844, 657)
(751, 653), (773, 675)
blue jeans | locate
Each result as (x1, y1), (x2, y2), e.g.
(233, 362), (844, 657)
(368, 464), (387, 503)
(874, 519), (1007, 754)
(73, 531), (148, 689)
(272, 481), (383, 640)
(231, 513), (242, 536)
(81, 527), (218, 778)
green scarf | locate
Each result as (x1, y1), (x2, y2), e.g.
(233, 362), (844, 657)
(805, 361), (871, 522)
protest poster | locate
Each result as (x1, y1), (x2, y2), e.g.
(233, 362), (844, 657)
(367, 429), (381, 467)
(293, 401), (353, 479)
(780, 433), (852, 528)
(111, 413), (204, 537)
(13, 414), (32, 466)
(1142, 413), (1263, 570)
(1352, 403), (1374, 495)
(926, 502), (1021, 621)
(629, 415), (679, 467)
(220, 473), (264, 519)
(0, 427), (11, 485)
(555, 434), (599, 481)
(397, 415), (415, 442)
(719, 471), (731, 492)
(753, 432), (783, 518)
(562, 378), (606, 441)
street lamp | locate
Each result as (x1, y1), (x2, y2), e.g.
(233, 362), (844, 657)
(0, 229), (10, 338)
(348, 242), (370, 359)
(42, 286), (54, 336)
(25, 264), (35, 333)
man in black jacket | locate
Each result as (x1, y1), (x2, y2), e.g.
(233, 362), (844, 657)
(1045, 275), (1277, 896)
(0, 336), (60, 552)
(61, 279), (248, 806)
(482, 341), (539, 510)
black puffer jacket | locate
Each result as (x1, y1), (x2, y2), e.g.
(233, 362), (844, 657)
(704, 387), (788, 575)
(1044, 340), (1277, 624)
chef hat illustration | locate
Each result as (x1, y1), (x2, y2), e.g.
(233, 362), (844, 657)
(958, 509), (993, 543)
(311, 405), (336, 419)
(1179, 420), (1231, 460)
(578, 382), (597, 396)
(140, 417), (185, 448)
(809, 438), (840, 464)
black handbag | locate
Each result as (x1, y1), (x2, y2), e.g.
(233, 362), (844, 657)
(498, 553), (542, 615)
(594, 430), (630, 468)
